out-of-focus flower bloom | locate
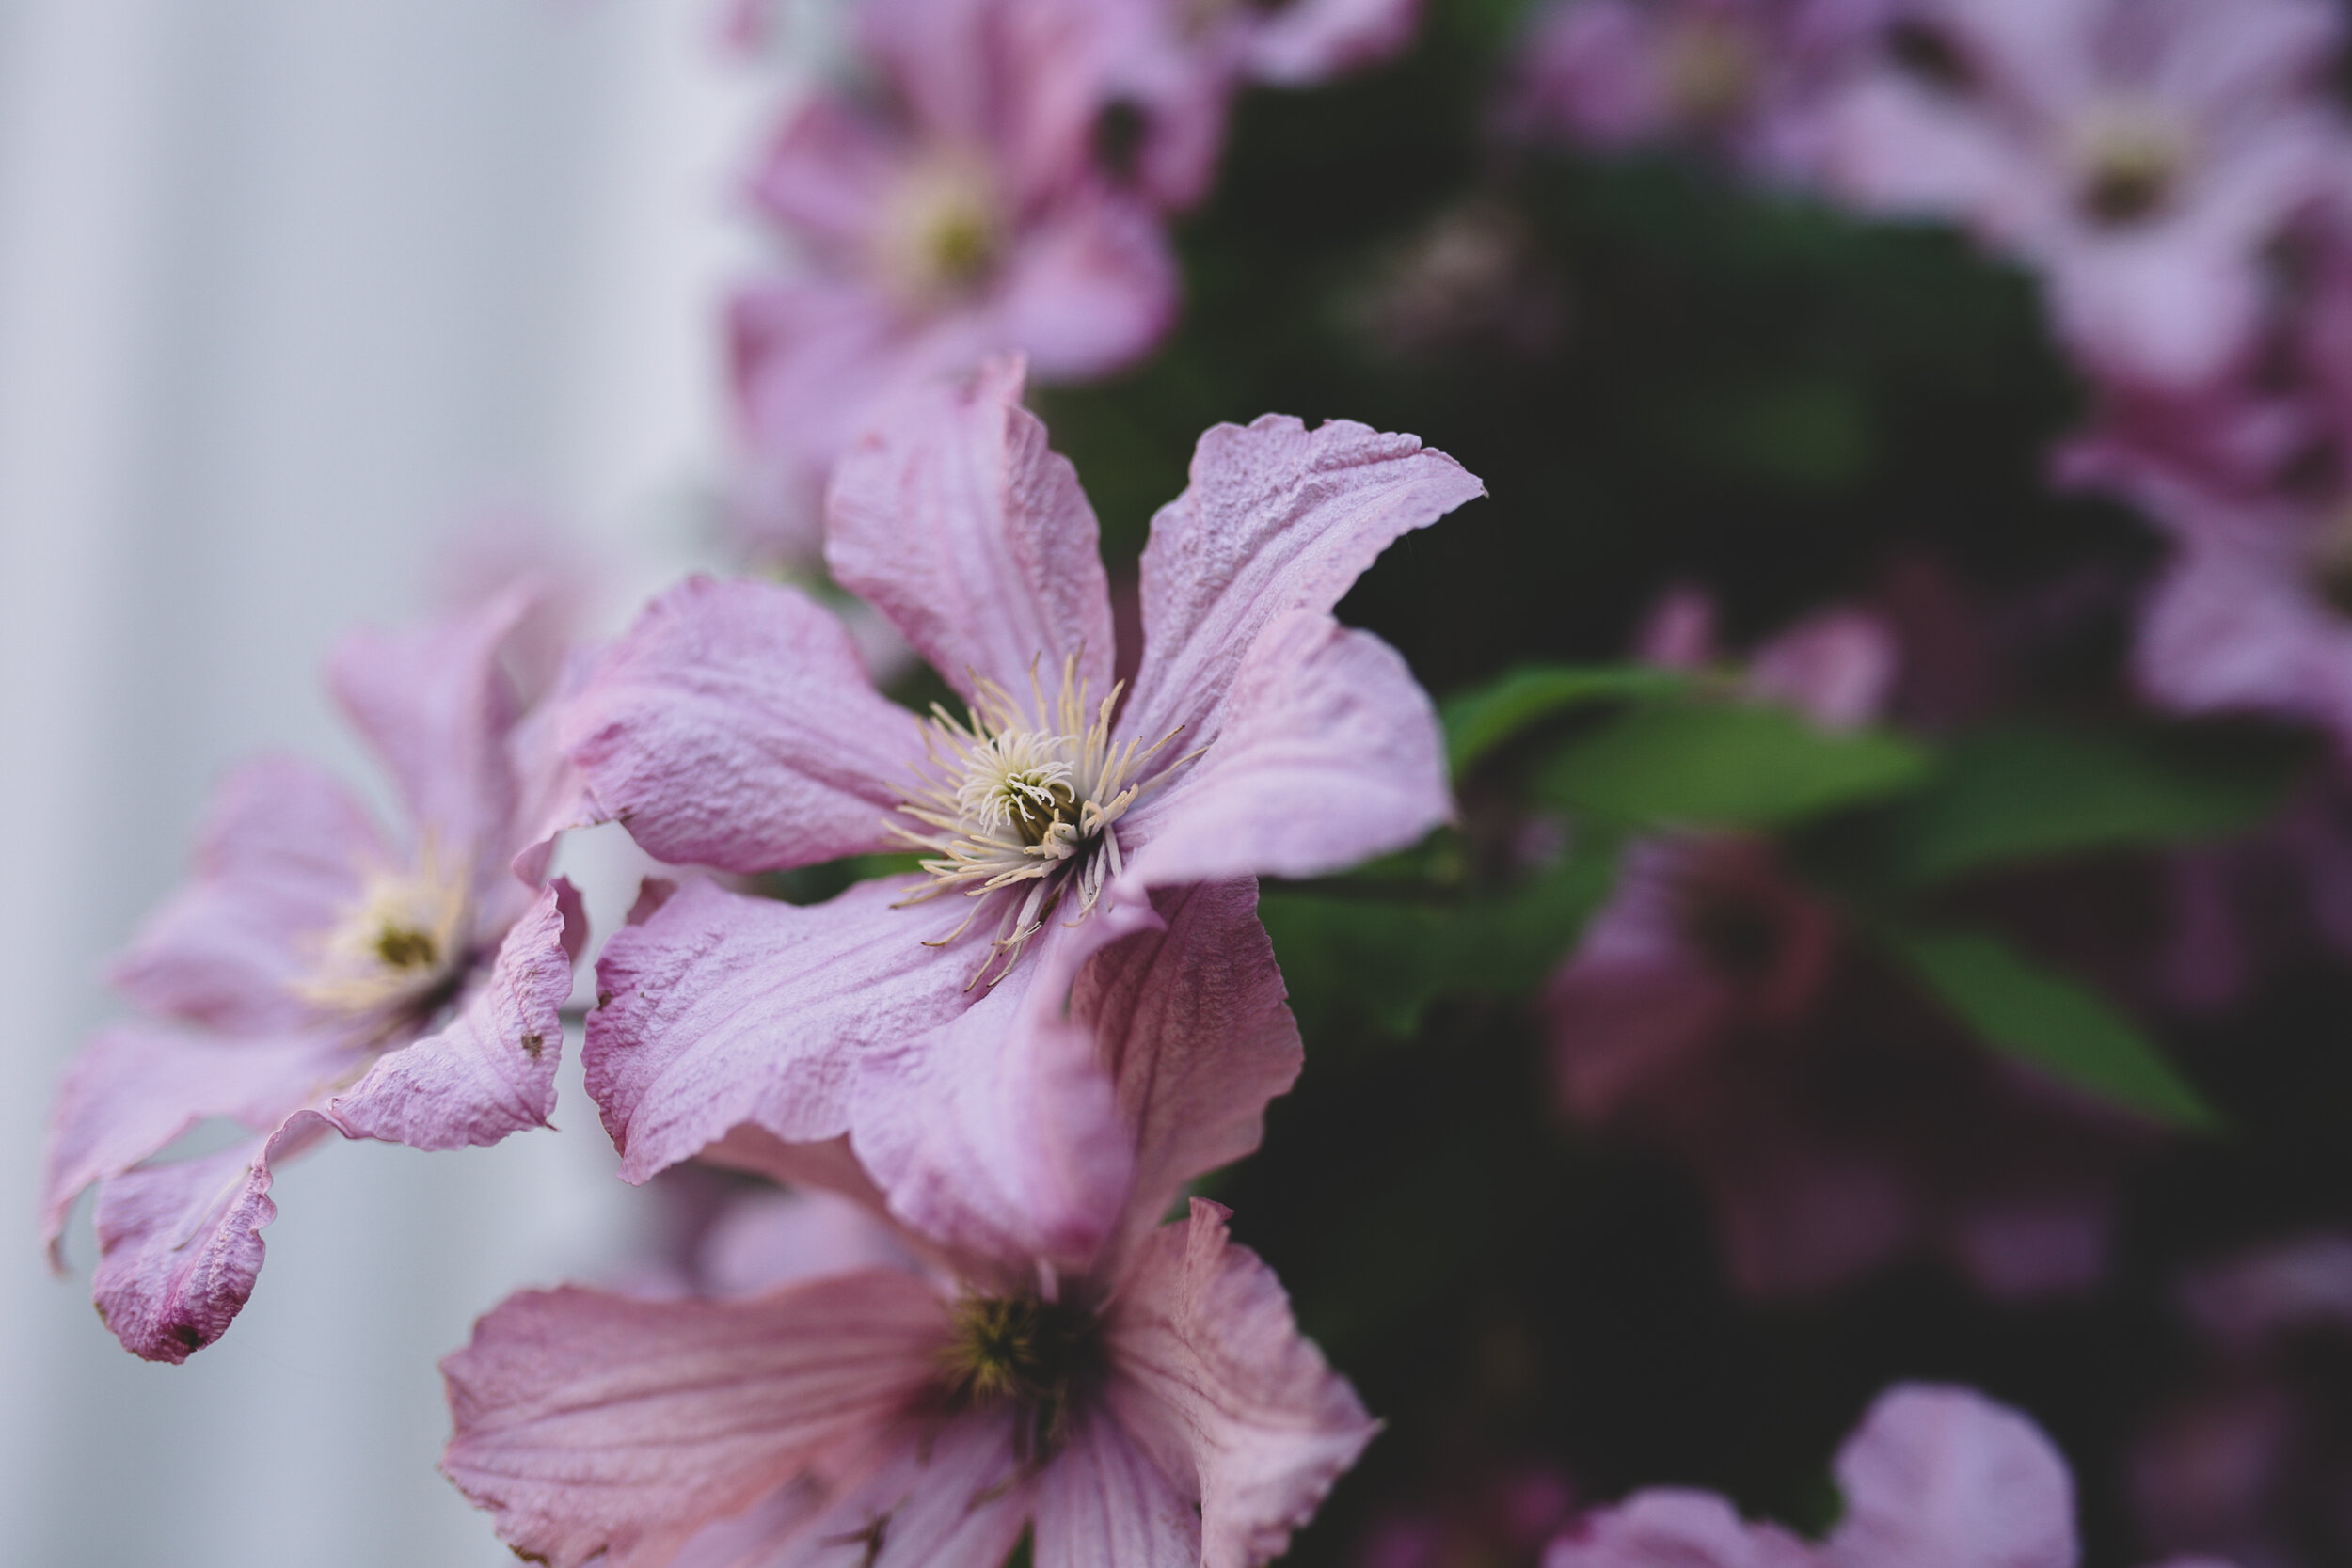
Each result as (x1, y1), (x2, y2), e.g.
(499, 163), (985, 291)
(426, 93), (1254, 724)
(1547, 1382), (2222, 1568)
(728, 0), (1180, 559)
(563, 357), (1476, 1255)
(1815, 0), (2352, 392)
(1505, 0), (1883, 180)
(41, 591), (583, 1361)
(1345, 200), (1568, 361)
(1544, 599), (2144, 1299)
(443, 880), (1373, 1568)
(2132, 1234), (2352, 1568)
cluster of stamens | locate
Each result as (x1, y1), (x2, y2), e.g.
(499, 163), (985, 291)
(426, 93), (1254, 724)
(937, 1291), (1103, 1464)
(893, 656), (1185, 986)
(2071, 97), (2190, 227)
(291, 842), (469, 1029)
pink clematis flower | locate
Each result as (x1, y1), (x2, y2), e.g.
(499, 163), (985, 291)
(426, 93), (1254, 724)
(728, 0), (1180, 558)
(40, 591), (583, 1362)
(564, 356), (1478, 1254)
(1505, 0), (1883, 181)
(1813, 0), (2352, 393)
(1544, 600), (2143, 1299)
(442, 880), (1375, 1568)
(1545, 1382), (2229, 1568)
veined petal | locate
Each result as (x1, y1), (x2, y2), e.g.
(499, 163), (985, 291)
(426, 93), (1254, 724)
(89, 1110), (333, 1363)
(562, 578), (925, 874)
(326, 879), (578, 1150)
(109, 753), (389, 1034)
(1034, 1408), (1201, 1568)
(1824, 1384), (2077, 1568)
(441, 1274), (952, 1568)
(329, 585), (529, 870)
(585, 878), (975, 1183)
(1121, 613), (1450, 891)
(827, 355), (1116, 705)
(1542, 1491), (1819, 1568)
(755, 1410), (1032, 1568)
(1126, 415), (1481, 751)
(41, 1021), (342, 1259)
(1106, 1199), (1376, 1568)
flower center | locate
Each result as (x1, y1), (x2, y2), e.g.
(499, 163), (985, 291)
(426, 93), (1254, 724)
(939, 1291), (1103, 1461)
(2072, 99), (2190, 228)
(878, 152), (1004, 304)
(893, 657), (1185, 985)
(292, 845), (469, 1026)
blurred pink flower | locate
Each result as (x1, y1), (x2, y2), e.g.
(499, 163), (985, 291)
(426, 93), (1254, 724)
(1505, 0), (1884, 179)
(1545, 601), (2143, 1299)
(1547, 1383), (2223, 1568)
(1815, 0), (2352, 392)
(442, 881), (1375, 1568)
(41, 591), (582, 1361)
(564, 357), (1475, 1253)
(727, 0), (1179, 558)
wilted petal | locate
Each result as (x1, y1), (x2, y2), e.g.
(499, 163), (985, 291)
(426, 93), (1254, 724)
(441, 1273), (951, 1568)
(42, 1021), (342, 1258)
(326, 879), (578, 1149)
(759, 1411), (1032, 1568)
(1076, 879), (1300, 1253)
(89, 1111), (332, 1363)
(1107, 1199), (1376, 1568)
(110, 754), (389, 1033)
(586, 877), (975, 1183)
(1126, 415), (1481, 750)
(1543, 1490), (1818, 1568)
(1035, 1409), (1200, 1568)
(827, 356), (1116, 705)
(1121, 612), (1449, 890)
(330, 586), (527, 869)
(1825, 1384), (2077, 1568)
(563, 578), (925, 874)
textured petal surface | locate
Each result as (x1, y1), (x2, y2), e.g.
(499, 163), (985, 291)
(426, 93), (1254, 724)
(1126, 415), (1481, 750)
(562, 577), (925, 873)
(329, 586), (527, 870)
(109, 753), (389, 1033)
(42, 1021), (342, 1255)
(1543, 1490), (1819, 1568)
(585, 877), (976, 1182)
(1035, 1409), (1201, 1568)
(1825, 1384), (2077, 1568)
(1121, 613), (1449, 891)
(325, 879), (577, 1149)
(1079, 879), (1300, 1256)
(89, 1111), (331, 1363)
(827, 355), (1115, 704)
(758, 1411), (1033, 1568)
(441, 1273), (951, 1568)
(1106, 1199), (1376, 1568)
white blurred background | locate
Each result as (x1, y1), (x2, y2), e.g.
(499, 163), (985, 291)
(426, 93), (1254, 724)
(0, 1), (781, 1560)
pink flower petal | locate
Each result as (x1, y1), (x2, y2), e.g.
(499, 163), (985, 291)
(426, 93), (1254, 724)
(746, 94), (901, 253)
(753, 1411), (1033, 1568)
(1121, 612), (1450, 891)
(1035, 1409), (1201, 1568)
(1078, 879), (1301, 1256)
(441, 1273), (952, 1568)
(325, 879), (578, 1149)
(1825, 1383), (2077, 1568)
(563, 577), (925, 874)
(89, 1110), (332, 1363)
(1543, 1490), (1819, 1568)
(41, 1021), (342, 1259)
(991, 188), (1183, 380)
(1106, 1199), (1377, 1568)
(329, 586), (528, 872)
(1244, 0), (1422, 85)
(827, 355), (1117, 705)
(1125, 414), (1482, 752)
(585, 877), (976, 1182)
(109, 753), (389, 1034)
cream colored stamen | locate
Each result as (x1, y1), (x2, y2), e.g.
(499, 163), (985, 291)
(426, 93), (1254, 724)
(291, 842), (469, 1024)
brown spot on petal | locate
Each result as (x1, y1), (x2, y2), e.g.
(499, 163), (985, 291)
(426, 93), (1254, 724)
(519, 1032), (544, 1059)
(171, 1323), (200, 1352)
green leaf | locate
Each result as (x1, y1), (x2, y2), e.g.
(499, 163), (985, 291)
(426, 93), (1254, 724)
(1532, 699), (1931, 830)
(1881, 927), (2218, 1129)
(1880, 725), (2288, 885)
(1440, 664), (1690, 777)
